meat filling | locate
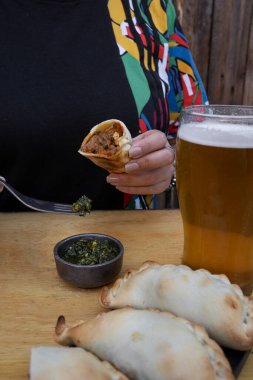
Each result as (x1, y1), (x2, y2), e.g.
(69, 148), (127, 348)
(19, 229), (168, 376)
(82, 123), (123, 157)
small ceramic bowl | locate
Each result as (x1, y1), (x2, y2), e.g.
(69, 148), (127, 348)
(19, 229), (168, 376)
(53, 233), (124, 288)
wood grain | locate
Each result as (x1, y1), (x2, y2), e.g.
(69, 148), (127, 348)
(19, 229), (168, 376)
(173, 0), (213, 89)
(0, 211), (252, 379)
(208, 0), (253, 104)
(243, 15), (253, 105)
(173, 0), (253, 105)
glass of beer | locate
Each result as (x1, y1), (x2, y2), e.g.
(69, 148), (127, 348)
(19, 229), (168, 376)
(176, 105), (253, 295)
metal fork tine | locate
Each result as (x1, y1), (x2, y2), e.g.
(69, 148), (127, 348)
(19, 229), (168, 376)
(54, 203), (73, 209)
(53, 205), (73, 212)
(0, 176), (75, 214)
(52, 207), (75, 214)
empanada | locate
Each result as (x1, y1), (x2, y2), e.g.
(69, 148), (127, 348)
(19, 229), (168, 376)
(29, 346), (129, 380)
(100, 262), (253, 350)
(78, 119), (132, 173)
(55, 308), (234, 380)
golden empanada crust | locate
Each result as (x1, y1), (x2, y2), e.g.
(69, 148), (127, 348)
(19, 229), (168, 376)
(55, 308), (234, 380)
(30, 346), (129, 380)
(100, 262), (253, 350)
(78, 119), (132, 173)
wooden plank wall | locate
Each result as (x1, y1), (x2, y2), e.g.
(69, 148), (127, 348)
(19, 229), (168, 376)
(173, 0), (253, 105)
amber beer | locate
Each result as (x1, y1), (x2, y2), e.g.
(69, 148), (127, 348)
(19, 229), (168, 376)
(176, 106), (253, 295)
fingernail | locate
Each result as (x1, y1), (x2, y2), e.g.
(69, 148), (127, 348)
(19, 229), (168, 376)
(125, 162), (139, 173)
(106, 176), (119, 184)
(130, 146), (142, 158)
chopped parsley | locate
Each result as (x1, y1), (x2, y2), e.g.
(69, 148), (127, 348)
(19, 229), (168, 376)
(60, 238), (119, 265)
(72, 195), (92, 216)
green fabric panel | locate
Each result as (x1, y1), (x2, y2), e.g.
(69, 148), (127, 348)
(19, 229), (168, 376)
(166, 0), (176, 36)
(121, 53), (150, 116)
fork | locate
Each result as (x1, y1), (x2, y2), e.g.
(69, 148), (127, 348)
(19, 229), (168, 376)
(0, 176), (75, 214)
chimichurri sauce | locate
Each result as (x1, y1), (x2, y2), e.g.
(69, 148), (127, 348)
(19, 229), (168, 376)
(60, 238), (119, 265)
(72, 195), (92, 216)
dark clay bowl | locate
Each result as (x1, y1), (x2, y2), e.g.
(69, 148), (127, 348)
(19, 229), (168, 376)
(53, 233), (124, 288)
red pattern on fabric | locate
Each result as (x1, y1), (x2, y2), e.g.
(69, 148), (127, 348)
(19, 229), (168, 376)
(139, 32), (147, 46)
(169, 33), (189, 48)
(168, 121), (179, 135)
(139, 118), (148, 133)
(158, 44), (165, 60)
(123, 193), (133, 208)
(126, 25), (134, 39)
(181, 73), (203, 107)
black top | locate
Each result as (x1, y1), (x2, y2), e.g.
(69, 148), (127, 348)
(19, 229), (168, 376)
(0, 0), (139, 210)
(0, 0), (207, 211)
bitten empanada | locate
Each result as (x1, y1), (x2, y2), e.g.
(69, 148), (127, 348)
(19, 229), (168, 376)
(100, 262), (253, 350)
(29, 346), (129, 380)
(78, 119), (132, 173)
(55, 308), (234, 380)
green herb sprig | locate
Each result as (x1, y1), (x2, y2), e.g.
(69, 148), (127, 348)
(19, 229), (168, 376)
(60, 238), (119, 265)
(72, 195), (92, 216)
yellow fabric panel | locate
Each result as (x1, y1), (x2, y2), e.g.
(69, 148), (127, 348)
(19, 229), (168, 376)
(170, 112), (180, 121)
(143, 49), (148, 70)
(111, 20), (140, 60)
(109, 0), (140, 60)
(151, 58), (155, 71)
(169, 41), (178, 47)
(108, 0), (125, 23)
(177, 60), (194, 77)
(149, 0), (167, 34)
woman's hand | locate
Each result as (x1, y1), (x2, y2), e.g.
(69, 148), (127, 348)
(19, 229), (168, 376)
(106, 130), (175, 194)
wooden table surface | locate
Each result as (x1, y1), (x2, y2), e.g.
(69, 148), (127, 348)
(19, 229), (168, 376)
(0, 210), (252, 379)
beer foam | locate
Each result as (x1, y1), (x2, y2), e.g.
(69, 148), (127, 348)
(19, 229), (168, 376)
(178, 121), (253, 148)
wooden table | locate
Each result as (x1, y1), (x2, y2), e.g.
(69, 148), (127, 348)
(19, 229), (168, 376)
(0, 210), (252, 379)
